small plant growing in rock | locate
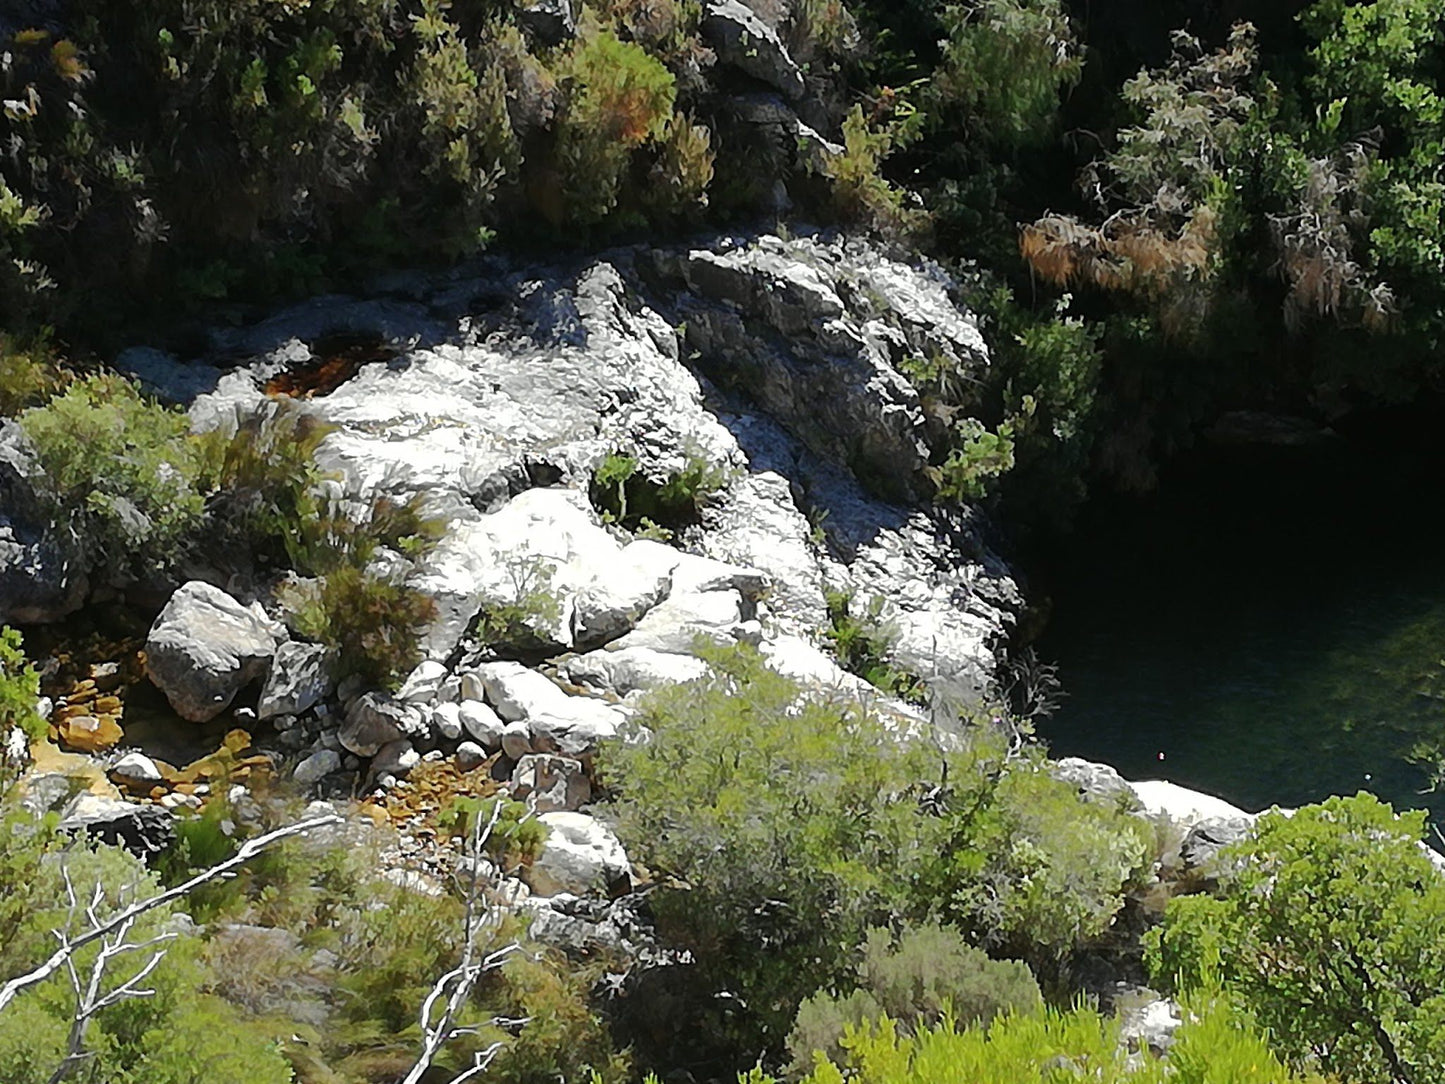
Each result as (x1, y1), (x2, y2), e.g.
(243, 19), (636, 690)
(472, 555), (563, 657)
(824, 588), (924, 704)
(589, 447), (729, 540)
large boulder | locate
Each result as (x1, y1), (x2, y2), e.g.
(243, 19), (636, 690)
(528, 812), (631, 897)
(145, 581), (284, 721)
(59, 793), (175, 857)
(701, 0), (805, 100)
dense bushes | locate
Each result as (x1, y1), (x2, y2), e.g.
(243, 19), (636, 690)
(602, 642), (1150, 1066)
(1147, 793), (1445, 1084)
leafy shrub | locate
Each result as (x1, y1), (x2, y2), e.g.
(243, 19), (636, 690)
(820, 106), (924, 238)
(284, 563), (437, 690)
(603, 643), (1149, 1065)
(589, 448), (729, 538)
(0, 627), (44, 746)
(0, 816), (293, 1084)
(1146, 792), (1445, 1084)
(786, 923), (1042, 1077)
(0, 333), (62, 417)
(554, 22), (678, 227)
(19, 373), (204, 576)
(775, 995), (1329, 1083)
(196, 399), (336, 569)
(929, 0), (1083, 149)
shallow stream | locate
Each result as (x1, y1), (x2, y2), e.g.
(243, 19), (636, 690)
(1032, 406), (1445, 828)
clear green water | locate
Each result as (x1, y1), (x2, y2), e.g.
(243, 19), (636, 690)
(1034, 423), (1445, 827)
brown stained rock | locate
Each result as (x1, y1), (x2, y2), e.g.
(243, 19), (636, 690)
(57, 714), (124, 754)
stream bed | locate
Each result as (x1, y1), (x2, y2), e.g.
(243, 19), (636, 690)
(1032, 407), (1445, 827)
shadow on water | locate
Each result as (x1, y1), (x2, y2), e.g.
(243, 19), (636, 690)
(1031, 404), (1445, 827)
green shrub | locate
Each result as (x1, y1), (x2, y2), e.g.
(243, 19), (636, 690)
(823, 589), (924, 703)
(554, 22), (678, 227)
(196, 400), (336, 569)
(589, 448), (729, 539)
(0, 333), (62, 417)
(0, 627), (44, 747)
(776, 995), (1329, 1083)
(1146, 793), (1445, 1084)
(603, 643), (1149, 1064)
(0, 817), (293, 1084)
(786, 923), (1042, 1077)
(283, 563), (437, 690)
(18, 372), (204, 576)
(471, 556), (564, 657)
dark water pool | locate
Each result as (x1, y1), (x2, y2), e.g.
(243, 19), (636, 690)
(1032, 409), (1445, 828)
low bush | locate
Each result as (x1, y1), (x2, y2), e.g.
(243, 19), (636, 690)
(589, 448), (729, 539)
(775, 995), (1329, 1083)
(1146, 793), (1445, 1084)
(0, 627), (44, 747)
(602, 642), (1150, 1067)
(19, 373), (205, 577)
(0, 333), (62, 417)
(786, 922), (1042, 1077)
(823, 589), (924, 703)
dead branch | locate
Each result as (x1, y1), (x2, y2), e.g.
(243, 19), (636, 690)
(0, 812), (343, 1016)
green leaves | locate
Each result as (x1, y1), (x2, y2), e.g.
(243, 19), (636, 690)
(1149, 793), (1445, 1083)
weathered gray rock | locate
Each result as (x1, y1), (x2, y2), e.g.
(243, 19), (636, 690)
(512, 754), (590, 813)
(458, 699), (504, 748)
(609, 589), (758, 654)
(1180, 816), (1255, 875)
(456, 740), (488, 771)
(568, 540), (674, 648)
(257, 641), (335, 720)
(528, 811), (631, 897)
(339, 692), (424, 757)
(0, 422), (88, 624)
(59, 793), (175, 856)
(431, 701), (464, 741)
(528, 697), (626, 757)
(294, 748), (343, 786)
(475, 661), (571, 722)
(145, 582), (284, 721)
(1053, 757), (1137, 806)
(397, 659), (448, 704)
(560, 646), (709, 697)
(1119, 996), (1182, 1056)
(702, 0), (805, 100)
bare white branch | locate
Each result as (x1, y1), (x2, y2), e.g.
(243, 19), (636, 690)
(0, 813), (343, 1016)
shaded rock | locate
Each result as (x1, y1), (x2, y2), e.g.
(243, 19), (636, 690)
(512, 753), (590, 812)
(293, 748), (342, 786)
(1119, 996), (1182, 1056)
(456, 740), (488, 771)
(517, 0), (574, 44)
(500, 720), (534, 760)
(702, 0), (804, 100)
(371, 738), (420, 781)
(528, 811), (630, 897)
(145, 582), (284, 722)
(59, 793), (175, 857)
(339, 691), (423, 756)
(0, 421), (88, 625)
(257, 641), (335, 720)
